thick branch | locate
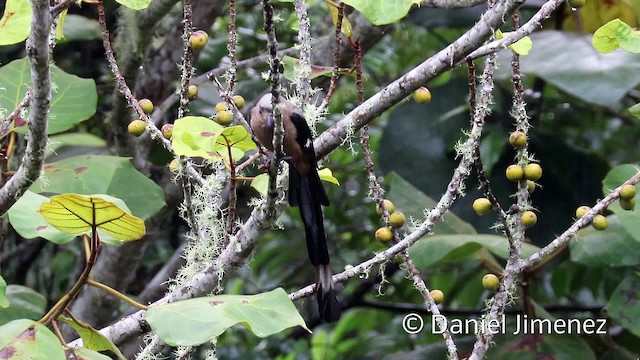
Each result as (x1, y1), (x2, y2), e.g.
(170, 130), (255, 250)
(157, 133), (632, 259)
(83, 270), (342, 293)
(0, 0), (51, 215)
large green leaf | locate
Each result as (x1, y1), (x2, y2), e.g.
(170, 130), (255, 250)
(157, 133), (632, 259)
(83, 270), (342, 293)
(0, 286), (46, 325)
(0, 320), (65, 360)
(593, 19), (640, 53)
(496, 31), (640, 107)
(409, 234), (540, 268)
(0, 58), (97, 134)
(58, 316), (125, 360)
(601, 164), (640, 242)
(145, 288), (309, 346)
(0, 0), (31, 46)
(570, 215), (640, 266)
(340, 0), (420, 25)
(29, 155), (165, 220)
(387, 172), (476, 235)
(607, 273), (640, 337)
(172, 116), (226, 160)
(115, 0), (152, 10)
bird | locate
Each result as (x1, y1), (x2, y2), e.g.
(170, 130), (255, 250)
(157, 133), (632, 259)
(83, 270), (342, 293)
(250, 93), (341, 323)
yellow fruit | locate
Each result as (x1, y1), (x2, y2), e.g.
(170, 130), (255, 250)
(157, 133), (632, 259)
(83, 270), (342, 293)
(187, 85), (198, 99)
(215, 110), (233, 125)
(473, 198), (492, 216)
(232, 95), (246, 109)
(189, 30), (209, 50)
(509, 131), (527, 149)
(506, 165), (524, 182)
(139, 98), (154, 114)
(413, 87), (432, 103)
(127, 120), (146, 136)
(524, 163), (542, 181)
(430, 289), (444, 304)
(161, 124), (174, 139)
(567, 0), (586, 9)
(575, 206), (590, 219)
(620, 184), (636, 201)
(389, 212), (406, 228)
(527, 180), (536, 194)
(376, 199), (395, 215)
(215, 101), (228, 112)
(592, 215), (608, 230)
(375, 227), (393, 243)
(521, 211), (537, 228)
(482, 274), (500, 291)
(620, 198), (635, 211)
(169, 159), (181, 173)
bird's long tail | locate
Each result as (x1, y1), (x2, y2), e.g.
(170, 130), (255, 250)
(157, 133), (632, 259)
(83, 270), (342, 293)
(290, 165), (341, 322)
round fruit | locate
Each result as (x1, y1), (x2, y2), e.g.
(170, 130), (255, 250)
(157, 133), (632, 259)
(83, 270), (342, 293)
(430, 289), (444, 304)
(592, 214), (608, 230)
(161, 124), (174, 139)
(482, 274), (500, 291)
(620, 198), (636, 211)
(575, 205), (590, 219)
(139, 98), (154, 114)
(567, 0), (586, 9)
(527, 180), (536, 194)
(376, 199), (395, 215)
(189, 30), (209, 50)
(169, 159), (181, 173)
(620, 184), (636, 201)
(233, 95), (246, 109)
(524, 163), (542, 181)
(375, 227), (393, 243)
(473, 198), (492, 216)
(413, 87), (432, 103)
(128, 120), (146, 136)
(187, 85), (198, 99)
(506, 165), (524, 182)
(509, 131), (527, 149)
(389, 212), (406, 228)
(521, 211), (537, 228)
(215, 101), (228, 112)
(215, 110), (233, 125)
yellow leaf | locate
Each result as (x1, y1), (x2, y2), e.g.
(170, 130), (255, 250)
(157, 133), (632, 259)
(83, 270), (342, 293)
(325, 0), (352, 37)
(39, 194), (145, 241)
(318, 168), (340, 185)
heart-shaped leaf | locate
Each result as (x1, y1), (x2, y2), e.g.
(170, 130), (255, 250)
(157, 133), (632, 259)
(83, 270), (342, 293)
(0, 320), (65, 360)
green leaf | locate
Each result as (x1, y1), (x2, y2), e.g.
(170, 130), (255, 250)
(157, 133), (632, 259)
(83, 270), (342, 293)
(630, 102), (640, 118)
(607, 272), (640, 337)
(58, 316), (125, 360)
(0, 277), (7, 308)
(57, 14), (102, 42)
(602, 164), (640, 243)
(0, 0), (31, 46)
(250, 173), (268, 196)
(496, 31), (640, 107)
(593, 19), (640, 54)
(29, 155), (165, 220)
(387, 172), (476, 235)
(325, 0), (352, 37)
(409, 234), (540, 268)
(0, 320), (65, 360)
(215, 125), (257, 162)
(570, 215), (640, 266)
(145, 288), (309, 346)
(39, 194), (146, 242)
(0, 285), (46, 325)
(48, 132), (107, 154)
(0, 58), (97, 134)
(318, 168), (340, 185)
(114, 0), (151, 10)
(496, 29), (533, 55)
(172, 116), (226, 161)
(64, 347), (113, 360)
(340, 0), (420, 25)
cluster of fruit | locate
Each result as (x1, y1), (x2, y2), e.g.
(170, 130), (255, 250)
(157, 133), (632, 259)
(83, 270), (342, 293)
(374, 199), (406, 244)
